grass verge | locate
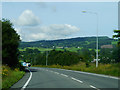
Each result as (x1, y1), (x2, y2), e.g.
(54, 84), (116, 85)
(33, 62), (120, 77)
(2, 65), (25, 89)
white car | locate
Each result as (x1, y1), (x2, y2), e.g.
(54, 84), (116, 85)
(21, 62), (27, 67)
(21, 62), (31, 67)
(26, 63), (31, 67)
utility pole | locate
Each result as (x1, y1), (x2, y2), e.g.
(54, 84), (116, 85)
(46, 50), (48, 66)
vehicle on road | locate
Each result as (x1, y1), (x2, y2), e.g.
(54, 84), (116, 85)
(21, 62), (31, 67)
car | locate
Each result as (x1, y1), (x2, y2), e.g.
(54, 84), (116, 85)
(26, 63), (31, 67)
(21, 62), (27, 67)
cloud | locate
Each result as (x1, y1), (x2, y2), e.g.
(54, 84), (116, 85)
(14, 10), (40, 26)
(18, 24), (80, 41)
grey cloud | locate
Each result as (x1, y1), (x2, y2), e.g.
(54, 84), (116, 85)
(17, 24), (80, 41)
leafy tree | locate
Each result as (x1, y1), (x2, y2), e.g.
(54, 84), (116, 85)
(113, 30), (120, 46)
(113, 30), (120, 63)
(2, 19), (20, 68)
(47, 50), (79, 66)
(99, 48), (113, 64)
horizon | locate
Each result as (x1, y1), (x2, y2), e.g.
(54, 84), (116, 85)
(21, 35), (114, 42)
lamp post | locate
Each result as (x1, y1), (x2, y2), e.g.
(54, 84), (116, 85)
(46, 51), (48, 66)
(82, 11), (99, 68)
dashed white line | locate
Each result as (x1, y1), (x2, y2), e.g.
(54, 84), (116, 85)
(90, 85), (96, 88)
(60, 74), (68, 77)
(50, 71), (53, 72)
(54, 72), (60, 75)
(90, 85), (100, 90)
(21, 68), (32, 90)
(59, 68), (119, 80)
(71, 77), (83, 83)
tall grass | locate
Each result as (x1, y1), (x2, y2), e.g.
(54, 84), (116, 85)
(33, 62), (120, 77)
(2, 65), (25, 89)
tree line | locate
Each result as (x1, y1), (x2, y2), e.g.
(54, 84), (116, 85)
(19, 46), (120, 67)
(2, 19), (23, 69)
(20, 36), (117, 49)
(2, 19), (120, 68)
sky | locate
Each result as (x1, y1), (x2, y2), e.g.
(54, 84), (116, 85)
(2, 1), (118, 42)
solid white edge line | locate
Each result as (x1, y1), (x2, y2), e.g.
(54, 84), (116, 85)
(21, 68), (32, 90)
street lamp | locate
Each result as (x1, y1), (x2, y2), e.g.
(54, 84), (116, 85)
(82, 11), (99, 68)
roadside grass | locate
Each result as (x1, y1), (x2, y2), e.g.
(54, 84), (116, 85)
(33, 62), (120, 77)
(2, 65), (25, 89)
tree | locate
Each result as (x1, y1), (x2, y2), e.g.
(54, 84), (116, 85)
(2, 19), (20, 68)
(113, 30), (120, 63)
(113, 30), (120, 46)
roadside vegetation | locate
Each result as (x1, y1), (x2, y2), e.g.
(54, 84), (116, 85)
(33, 62), (120, 77)
(1, 19), (25, 89)
(2, 65), (25, 89)
(1, 18), (120, 89)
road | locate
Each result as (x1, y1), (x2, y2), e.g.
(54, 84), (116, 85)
(11, 67), (119, 89)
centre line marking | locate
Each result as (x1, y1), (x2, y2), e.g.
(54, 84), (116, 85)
(21, 68), (32, 90)
(71, 77), (83, 83)
(54, 72), (60, 74)
(90, 85), (100, 90)
(60, 74), (68, 77)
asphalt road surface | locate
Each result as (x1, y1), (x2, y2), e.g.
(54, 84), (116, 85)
(11, 67), (119, 90)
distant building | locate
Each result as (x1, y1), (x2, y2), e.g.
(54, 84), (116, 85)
(101, 45), (113, 49)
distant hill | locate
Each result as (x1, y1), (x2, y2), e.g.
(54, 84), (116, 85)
(19, 36), (117, 49)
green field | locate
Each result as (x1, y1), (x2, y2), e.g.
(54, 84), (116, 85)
(19, 47), (100, 52)
(111, 41), (117, 45)
(19, 47), (83, 52)
(19, 47), (53, 52)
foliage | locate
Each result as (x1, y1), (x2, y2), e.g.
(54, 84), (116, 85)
(2, 65), (25, 89)
(19, 49), (80, 66)
(2, 19), (20, 68)
(113, 30), (120, 63)
(113, 30), (120, 46)
(48, 50), (80, 66)
(33, 62), (120, 77)
(19, 46), (119, 65)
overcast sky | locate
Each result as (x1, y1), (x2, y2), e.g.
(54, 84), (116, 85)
(2, 1), (118, 42)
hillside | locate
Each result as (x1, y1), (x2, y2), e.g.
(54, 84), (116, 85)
(19, 36), (117, 49)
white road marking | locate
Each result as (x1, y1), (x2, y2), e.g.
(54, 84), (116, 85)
(21, 68), (32, 90)
(58, 68), (119, 80)
(60, 74), (68, 77)
(49, 70), (53, 73)
(71, 77), (83, 83)
(54, 72), (60, 74)
(90, 85), (100, 90)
